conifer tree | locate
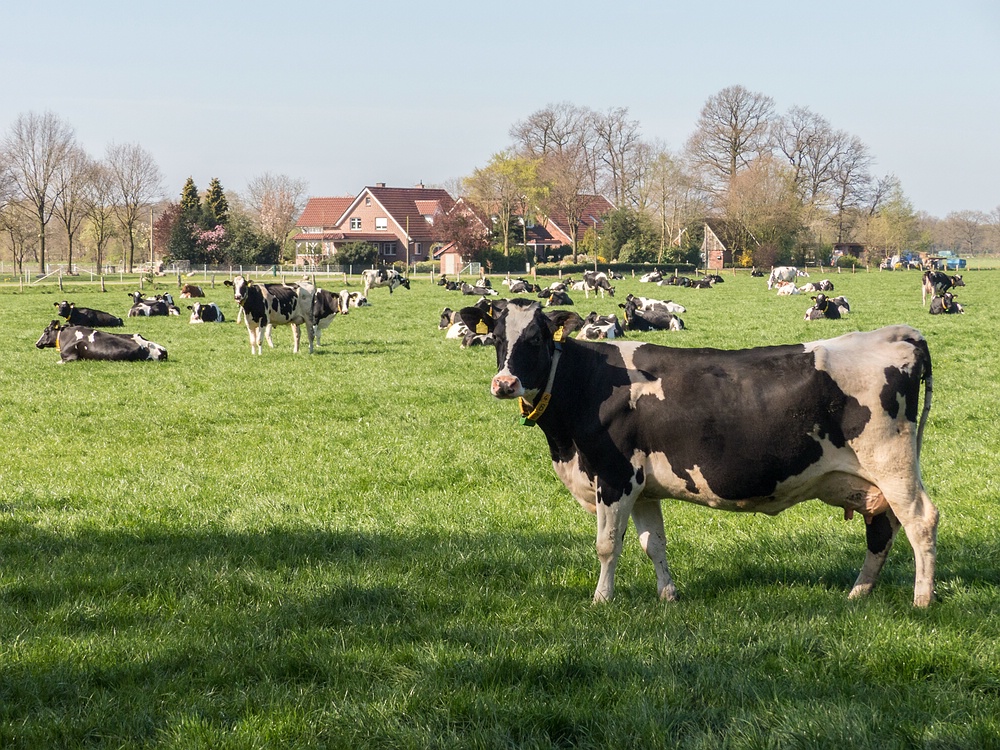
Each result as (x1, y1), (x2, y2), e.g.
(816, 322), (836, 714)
(204, 177), (229, 227)
(169, 177), (202, 261)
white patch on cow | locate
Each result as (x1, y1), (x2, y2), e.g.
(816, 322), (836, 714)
(552, 455), (598, 514)
(445, 322), (469, 339)
(494, 304), (540, 399)
(613, 341), (666, 408)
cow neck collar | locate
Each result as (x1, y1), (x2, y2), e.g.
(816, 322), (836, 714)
(519, 325), (566, 427)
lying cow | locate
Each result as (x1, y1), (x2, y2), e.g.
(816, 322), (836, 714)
(54, 300), (123, 328)
(579, 311), (624, 340)
(503, 277), (539, 294)
(460, 281), (498, 296)
(179, 284), (205, 298)
(544, 290), (573, 306)
(922, 271), (965, 305)
(804, 293), (847, 320)
(624, 294), (685, 314)
(362, 268), (410, 295)
(187, 302), (225, 323)
(224, 275), (315, 354)
(36, 320), (167, 362)
(639, 270), (663, 283)
(127, 291), (180, 317)
(458, 299), (938, 607)
(619, 296), (684, 330)
(929, 292), (964, 315)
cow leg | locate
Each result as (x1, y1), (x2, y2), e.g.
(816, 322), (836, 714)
(264, 324), (277, 349)
(849, 509), (900, 600)
(290, 323), (300, 353)
(246, 323), (261, 355)
(875, 478), (939, 607)
(305, 321), (315, 354)
(631, 498), (678, 601)
(593, 482), (638, 603)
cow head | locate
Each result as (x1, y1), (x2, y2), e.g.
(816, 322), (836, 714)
(224, 276), (252, 304)
(54, 300), (73, 318)
(951, 275), (965, 288)
(459, 300), (574, 400)
(35, 320), (63, 349)
(812, 293), (829, 311)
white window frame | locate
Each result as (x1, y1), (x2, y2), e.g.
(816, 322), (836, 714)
(375, 217), (388, 231)
(382, 242), (396, 256)
(350, 217), (362, 230)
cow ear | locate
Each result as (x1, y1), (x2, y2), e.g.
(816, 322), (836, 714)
(458, 306), (492, 334)
(545, 309), (581, 335)
(223, 280), (233, 287)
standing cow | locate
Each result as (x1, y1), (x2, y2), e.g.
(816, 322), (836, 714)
(922, 271), (965, 305)
(361, 268), (410, 296)
(224, 275), (316, 354)
(458, 300), (937, 607)
(767, 266), (798, 290)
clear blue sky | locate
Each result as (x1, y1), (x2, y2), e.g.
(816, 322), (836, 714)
(2, 0), (997, 218)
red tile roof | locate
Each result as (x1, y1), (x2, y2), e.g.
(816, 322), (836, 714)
(296, 197), (354, 229)
(366, 185), (455, 242)
(546, 195), (615, 244)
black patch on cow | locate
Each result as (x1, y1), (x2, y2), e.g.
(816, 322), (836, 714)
(866, 512), (893, 555)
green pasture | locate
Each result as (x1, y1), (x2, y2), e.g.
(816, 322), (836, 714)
(1, 268), (998, 748)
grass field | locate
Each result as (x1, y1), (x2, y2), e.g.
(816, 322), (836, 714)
(1, 268), (998, 749)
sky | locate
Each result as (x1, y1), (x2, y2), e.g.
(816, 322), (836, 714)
(2, 0), (997, 219)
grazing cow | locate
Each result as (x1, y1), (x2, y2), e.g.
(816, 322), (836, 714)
(639, 270), (663, 283)
(36, 320), (167, 362)
(804, 293), (846, 320)
(361, 268), (410, 295)
(624, 294), (685, 314)
(929, 292), (964, 315)
(579, 311), (625, 340)
(922, 271), (965, 305)
(187, 302), (225, 323)
(310, 288), (350, 346)
(179, 284), (205, 298)
(768, 266), (798, 290)
(619, 296), (685, 331)
(54, 300), (124, 328)
(458, 299), (938, 607)
(581, 271), (616, 299)
(224, 275), (315, 354)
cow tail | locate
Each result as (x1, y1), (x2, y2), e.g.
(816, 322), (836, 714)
(915, 336), (933, 461)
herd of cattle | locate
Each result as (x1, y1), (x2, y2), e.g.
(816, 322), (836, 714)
(31, 264), (965, 608)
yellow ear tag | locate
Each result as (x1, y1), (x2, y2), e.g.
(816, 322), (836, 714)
(476, 320), (489, 334)
(553, 326), (565, 342)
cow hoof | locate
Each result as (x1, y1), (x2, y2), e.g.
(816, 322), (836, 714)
(848, 583), (874, 600)
(913, 591), (934, 608)
(659, 586), (680, 602)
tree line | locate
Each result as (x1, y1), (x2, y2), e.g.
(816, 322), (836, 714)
(460, 88), (1000, 267)
(0, 111), (306, 275)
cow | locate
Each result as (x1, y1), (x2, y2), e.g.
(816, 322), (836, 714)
(310, 288), (350, 346)
(804, 293), (846, 320)
(624, 294), (685, 314)
(35, 320), (168, 362)
(224, 275), (316, 354)
(460, 281), (498, 296)
(639, 270), (663, 283)
(54, 300), (124, 328)
(458, 299), (938, 607)
(507, 278), (539, 294)
(581, 271), (615, 299)
(579, 312), (625, 340)
(544, 290), (574, 306)
(619, 296), (685, 331)
(127, 291), (180, 317)
(187, 302), (225, 323)
(659, 275), (693, 287)
(768, 266), (798, 290)
(179, 284), (205, 298)
(922, 271), (965, 305)
(929, 292), (964, 315)
(774, 281), (801, 296)
(361, 268), (410, 295)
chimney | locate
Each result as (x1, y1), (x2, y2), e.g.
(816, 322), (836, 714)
(375, 182), (386, 188)
(416, 181), (424, 189)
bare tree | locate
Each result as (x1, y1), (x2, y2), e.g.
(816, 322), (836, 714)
(592, 107), (643, 207)
(685, 85), (776, 198)
(106, 142), (162, 272)
(52, 145), (93, 271)
(642, 147), (706, 262)
(243, 172), (308, 251)
(0, 201), (39, 275)
(943, 210), (987, 255)
(510, 102), (592, 159)
(2, 111), (77, 272)
(772, 106), (847, 206)
(85, 161), (118, 273)
(540, 149), (593, 262)
(828, 135), (874, 243)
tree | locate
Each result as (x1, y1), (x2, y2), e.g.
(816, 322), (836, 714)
(592, 106), (643, 207)
(84, 161), (117, 273)
(861, 178), (918, 260)
(828, 135), (874, 244)
(0, 201), (39, 274)
(942, 210), (987, 255)
(52, 145), (92, 271)
(685, 85), (776, 198)
(464, 152), (539, 256)
(2, 111), (77, 272)
(335, 241), (378, 268)
(723, 154), (803, 265)
(243, 172), (308, 257)
(106, 142), (162, 272)
(641, 146), (706, 263)
(203, 177), (229, 226)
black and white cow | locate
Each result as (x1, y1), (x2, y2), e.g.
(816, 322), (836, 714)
(767, 266), (798, 290)
(544, 290), (574, 307)
(579, 311), (625, 340)
(187, 302), (225, 323)
(224, 275), (316, 354)
(35, 320), (168, 362)
(619, 296), (685, 331)
(929, 292), (964, 315)
(624, 294), (685, 314)
(503, 277), (539, 294)
(361, 268), (410, 295)
(54, 300), (124, 327)
(922, 271), (965, 305)
(803, 293), (848, 320)
(581, 271), (615, 299)
(310, 288), (350, 346)
(460, 281), (498, 296)
(639, 270), (663, 283)
(127, 291), (180, 317)
(459, 299), (938, 607)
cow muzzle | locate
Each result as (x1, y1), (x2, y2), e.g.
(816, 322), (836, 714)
(491, 375), (523, 399)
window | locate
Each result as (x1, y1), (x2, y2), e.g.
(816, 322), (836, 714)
(350, 217), (361, 230)
(375, 217), (388, 231)
(415, 243), (422, 257)
(365, 196), (371, 206)
(382, 242), (396, 256)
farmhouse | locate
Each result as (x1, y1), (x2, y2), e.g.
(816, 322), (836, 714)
(523, 195), (615, 261)
(294, 183), (455, 266)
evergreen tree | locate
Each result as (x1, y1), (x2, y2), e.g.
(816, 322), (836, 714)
(179, 177), (201, 220)
(204, 177), (229, 227)
(169, 178), (202, 261)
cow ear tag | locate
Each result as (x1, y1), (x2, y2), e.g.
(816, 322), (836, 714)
(476, 320), (489, 334)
